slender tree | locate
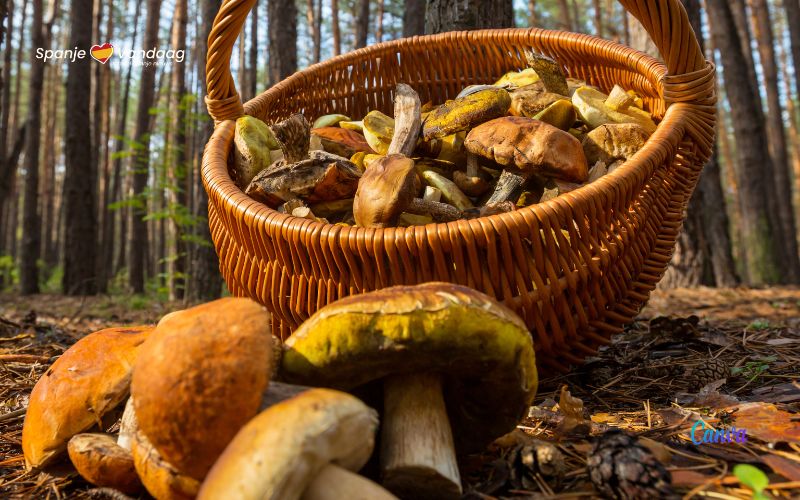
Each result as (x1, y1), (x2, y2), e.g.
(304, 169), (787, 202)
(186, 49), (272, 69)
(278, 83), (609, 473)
(402, 0), (425, 36)
(306, 0), (320, 62)
(786, 0), (800, 105)
(375, 0), (384, 42)
(269, 0), (297, 82)
(557, 0), (572, 30)
(750, 0), (800, 283)
(354, 0), (369, 48)
(527, 0), (536, 26)
(706, 0), (782, 284)
(332, 0), (342, 53)
(19, 0), (45, 294)
(129, 0), (163, 293)
(592, 0), (602, 36)
(425, 0), (513, 33)
(63, 0), (96, 295)
(248, 2), (257, 98)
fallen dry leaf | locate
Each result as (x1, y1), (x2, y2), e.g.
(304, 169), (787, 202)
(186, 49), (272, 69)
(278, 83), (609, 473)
(762, 455), (800, 482)
(670, 469), (715, 487)
(731, 402), (800, 444)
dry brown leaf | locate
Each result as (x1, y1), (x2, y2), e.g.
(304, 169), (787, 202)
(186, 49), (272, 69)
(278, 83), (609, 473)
(670, 469), (715, 487)
(762, 455), (800, 481)
(639, 436), (672, 465)
(731, 402), (800, 443)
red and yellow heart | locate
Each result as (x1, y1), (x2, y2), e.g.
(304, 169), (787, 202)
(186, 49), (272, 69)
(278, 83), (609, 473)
(90, 43), (114, 64)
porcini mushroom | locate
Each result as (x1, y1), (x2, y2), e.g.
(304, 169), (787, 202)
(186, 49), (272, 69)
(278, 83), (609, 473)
(67, 433), (142, 495)
(281, 282), (538, 499)
(131, 298), (273, 481)
(581, 123), (650, 165)
(312, 113), (351, 129)
(387, 83), (422, 157)
(198, 388), (396, 500)
(362, 110), (395, 154)
(524, 51), (570, 96)
(465, 116), (588, 205)
(572, 86), (656, 133)
(422, 88), (511, 141)
(452, 152), (490, 197)
(22, 325), (153, 470)
(353, 155), (462, 226)
(312, 127), (374, 158)
(234, 116), (282, 187)
(131, 428), (200, 500)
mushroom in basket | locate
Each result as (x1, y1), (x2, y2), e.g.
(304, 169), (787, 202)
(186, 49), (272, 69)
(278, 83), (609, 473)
(281, 282), (538, 499)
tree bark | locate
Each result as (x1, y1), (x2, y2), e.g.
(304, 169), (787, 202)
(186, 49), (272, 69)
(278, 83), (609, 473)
(749, 0), (800, 283)
(248, 2), (257, 98)
(527, 0), (536, 26)
(306, 0), (320, 63)
(730, 0), (762, 114)
(332, 0), (342, 53)
(375, 0), (384, 42)
(268, 0), (297, 83)
(62, 0), (96, 295)
(402, 0), (425, 37)
(186, 0), (223, 301)
(0, 0), (13, 238)
(557, 0), (572, 30)
(592, 0), (602, 36)
(96, 3), (114, 292)
(129, 0), (163, 294)
(354, 0), (369, 48)
(425, 0), (513, 33)
(786, 0), (800, 107)
(20, 0), (45, 294)
(706, 0), (782, 285)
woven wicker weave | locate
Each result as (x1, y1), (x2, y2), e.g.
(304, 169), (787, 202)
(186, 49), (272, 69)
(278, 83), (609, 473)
(202, 0), (716, 372)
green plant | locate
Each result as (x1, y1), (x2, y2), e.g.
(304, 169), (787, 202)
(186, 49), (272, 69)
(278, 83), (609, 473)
(748, 319), (771, 330)
(733, 464), (769, 500)
(731, 356), (776, 383)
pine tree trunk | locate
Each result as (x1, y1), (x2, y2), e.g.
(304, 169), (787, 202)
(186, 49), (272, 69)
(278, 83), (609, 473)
(249, 2), (257, 98)
(592, 0), (602, 35)
(129, 0), (163, 294)
(315, 0), (322, 60)
(62, 0), (97, 295)
(186, 0), (223, 301)
(332, 0), (342, 54)
(268, 0), (297, 83)
(402, 0), (425, 37)
(20, 0), (45, 295)
(706, 0), (782, 285)
(169, 0), (188, 300)
(527, 0), (536, 26)
(375, 0), (384, 42)
(750, 0), (800, 283)
(557, 0), (572, 30)
(305, 0), (319, 63)
(730, 0), (762, 113)
(425, 0), (513, 33)
(786, 0), (800, 106)
(239, 23), (247, 100)
(0, 0), (13, 249)
(97, 7), (114, 292)
(41, 55), (60, 271)
(354, 0), (369, 48)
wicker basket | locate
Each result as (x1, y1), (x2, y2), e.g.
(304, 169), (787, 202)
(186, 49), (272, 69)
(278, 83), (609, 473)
(202, 0), (715, 372)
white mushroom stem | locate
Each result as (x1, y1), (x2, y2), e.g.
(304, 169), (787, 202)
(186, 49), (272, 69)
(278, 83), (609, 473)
(301, 464), (398, 500)
(381, 372), (462, 499)
(387, 84), (422, 157)
(466, 152), (480, 178)
(423, 186), (442, 203)
(117, 398), (138, 451)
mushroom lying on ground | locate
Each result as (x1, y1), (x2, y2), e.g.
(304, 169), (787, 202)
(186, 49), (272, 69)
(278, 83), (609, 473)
(131, 427), (200, 500)
(233, 116), (282, 187)
(131, 298), (273, 481)
(22, 325), (153, 470)
(67, 433), (142, 495)
(245, 115), (361, 207)
(422, 88), (511, 141)
(581, 122), (650, 165)
(465, 116), (588, 205)
(281, 282), (538, 499)
(198, 388), (396, 500)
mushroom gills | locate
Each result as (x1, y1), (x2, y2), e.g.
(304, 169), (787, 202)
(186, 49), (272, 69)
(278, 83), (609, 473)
(381, 372), (462, 500)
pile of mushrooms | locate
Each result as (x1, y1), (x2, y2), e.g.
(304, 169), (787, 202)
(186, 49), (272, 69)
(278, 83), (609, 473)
(234, 50), (656, 227)
(21, 282), (537, 499)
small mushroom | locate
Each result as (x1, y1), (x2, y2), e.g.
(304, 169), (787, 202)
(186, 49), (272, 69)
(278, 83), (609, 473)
(362, 110), (395, 154)
(198, 388), (395, 500)
(465, 116), (588, 204)
(352, 155), (461, 226)
(422, 88), (511, 141)
(312, 127), (374, 158)
(281, 282), (538, 499)
(421, 170), (473, 210)
(245, 150), (361, 207)
(271, 113), (312, 164)
(68, 433), (142, 495)
(524, 51), (569, 96)
(312, 113), (351, 129)
(131, 298), (274, 481)
(581, 123), (650, 165)
(22, 326), (153, 470)
(453, 152), (490, 197)
(234, 116), (281, 187)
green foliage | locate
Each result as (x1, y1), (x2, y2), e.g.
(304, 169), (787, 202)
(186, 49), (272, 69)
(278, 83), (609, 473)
(733, 464), (769, 500)
(41, 265), (64, 294)
(731, 356), (776, 383)
(748, 319), (771, 330)
(0, 255), (18, 290)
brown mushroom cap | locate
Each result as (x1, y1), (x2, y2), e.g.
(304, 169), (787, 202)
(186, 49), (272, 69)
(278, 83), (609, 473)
(131, 298), (273, 480)
(312, 127), (375, 157)
(22, 325), (153, 470)
(281, 282), (538, 454)
(68, 433), (141, 495)
(198, 388), (379, 500)
(352, 154), (420, 227)
(131, 428), (199, 500)
(465, 116), (588, 183)
(581, 122), (650, 165)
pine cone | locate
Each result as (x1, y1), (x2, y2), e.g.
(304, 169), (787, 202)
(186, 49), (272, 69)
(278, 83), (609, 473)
(685, 358), (729, 391)
(587, 430), (677, 500)
(638, 356), (684, 379)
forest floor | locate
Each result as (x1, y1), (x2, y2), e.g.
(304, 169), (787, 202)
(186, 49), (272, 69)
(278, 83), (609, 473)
(1, 287), (799, 499)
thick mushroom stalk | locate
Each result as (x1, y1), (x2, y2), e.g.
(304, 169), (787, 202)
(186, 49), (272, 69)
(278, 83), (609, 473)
(381, 373), (462, 499)
(387, 84), (421, 157)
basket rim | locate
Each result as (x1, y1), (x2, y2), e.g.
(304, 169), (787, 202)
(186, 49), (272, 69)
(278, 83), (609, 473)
(203, 27), (702, 240)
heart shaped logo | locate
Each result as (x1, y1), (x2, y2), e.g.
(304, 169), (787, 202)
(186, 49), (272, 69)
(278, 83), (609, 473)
(90, 43), (114, 64)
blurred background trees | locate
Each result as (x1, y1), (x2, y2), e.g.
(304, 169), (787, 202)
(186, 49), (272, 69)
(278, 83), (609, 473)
(0, 0), (799, 300)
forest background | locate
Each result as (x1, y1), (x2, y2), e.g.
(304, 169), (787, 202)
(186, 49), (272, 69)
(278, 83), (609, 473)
(0, 0), (799, 304)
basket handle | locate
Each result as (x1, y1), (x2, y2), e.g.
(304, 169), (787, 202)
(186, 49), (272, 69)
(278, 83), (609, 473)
(204, 0), (710, 123)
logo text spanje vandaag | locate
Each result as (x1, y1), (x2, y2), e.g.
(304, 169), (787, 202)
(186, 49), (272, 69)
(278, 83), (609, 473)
(690, 419), (747, 445)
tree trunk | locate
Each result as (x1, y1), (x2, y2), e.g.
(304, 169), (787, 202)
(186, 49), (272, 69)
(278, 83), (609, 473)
(0, 0), (13, 244)
(706, 0), (782, 285)
(749, 0), (800, 283)
(186, 0), (223, 301)
(239, 22), (247, 100)
(129, 0), (163, 293)
(527, 0), (536, 26)
(375, 0), (384, 42)
(20, 0), (45, 295)
(41, 50), (60, 271)
(592, 0), (602, 36)
(332, 0), (342, 53)
(96, 5), (114, 292)
(730, 0), (762, 113)
(62, 0), (96, 295)
(249, 2), (257, 98)
(315, 0), (322, 59)
(786, 0), (800, 107)
(402, 0), (425, 37)
(169, 0), (188, 300)
(570, 0), (581, 31)
(354, 0), (369, 48)
(268, 0), (297, 83)
(557, 0), (572, 30)
(425, 0), (513, 33)
(305, 0), (320, 63)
